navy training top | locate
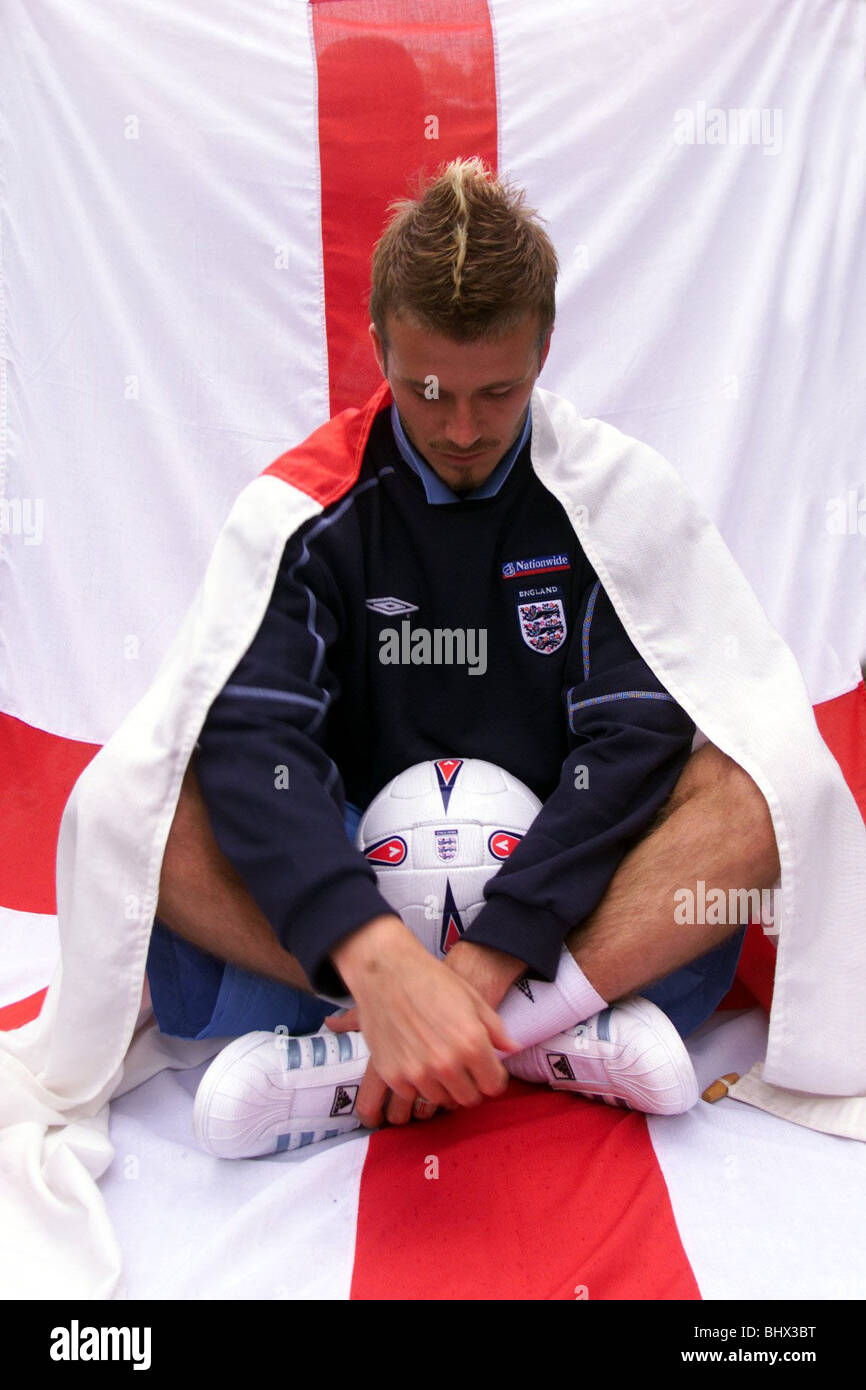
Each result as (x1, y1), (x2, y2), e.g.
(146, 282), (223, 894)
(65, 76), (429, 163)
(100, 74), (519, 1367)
(191, 400), (696, 996)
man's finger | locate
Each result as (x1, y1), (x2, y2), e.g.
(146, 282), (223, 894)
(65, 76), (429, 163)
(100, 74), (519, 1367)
(456, 1011), (517, 1101)
(355, 1060), (390, 1129)
(324, 1006), (361, 1033)
(478, 1001), (522, 1058)
(385, 1091), (415, 1125)
(413, 1054), (481, 1108)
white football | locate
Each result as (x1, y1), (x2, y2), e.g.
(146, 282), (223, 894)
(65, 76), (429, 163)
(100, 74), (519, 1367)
(355, 758), (542, 959)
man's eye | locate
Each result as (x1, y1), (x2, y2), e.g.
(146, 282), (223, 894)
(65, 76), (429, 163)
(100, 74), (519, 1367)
(410, 386), (512, 400)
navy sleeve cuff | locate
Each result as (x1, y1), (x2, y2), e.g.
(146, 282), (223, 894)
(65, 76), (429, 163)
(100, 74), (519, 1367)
(461, 896), (569, 982)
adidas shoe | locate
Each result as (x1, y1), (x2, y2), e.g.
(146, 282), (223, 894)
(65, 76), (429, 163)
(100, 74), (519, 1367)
(192, 1028), (370, 1159)
(505, 996), (700, 1115)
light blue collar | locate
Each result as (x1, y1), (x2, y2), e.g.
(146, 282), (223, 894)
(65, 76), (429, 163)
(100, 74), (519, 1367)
(390, 400), (532, 504)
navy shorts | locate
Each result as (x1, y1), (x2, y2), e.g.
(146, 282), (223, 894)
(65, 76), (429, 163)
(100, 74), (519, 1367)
(146, 801), (745, 1042)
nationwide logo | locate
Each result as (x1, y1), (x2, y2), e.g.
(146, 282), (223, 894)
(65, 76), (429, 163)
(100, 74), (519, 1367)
(364, 835), (407, 865)
(331, 1084), (358, 1116)
(366, 596), (419, 615)
(488, 830), (522, 859)
(501, 553), (570, 580)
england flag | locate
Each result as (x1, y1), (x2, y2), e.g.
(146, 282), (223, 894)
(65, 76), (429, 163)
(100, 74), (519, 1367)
(1, 0), (865, 1301)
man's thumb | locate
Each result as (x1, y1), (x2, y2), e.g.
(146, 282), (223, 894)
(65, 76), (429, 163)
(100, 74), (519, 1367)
(325, 1006), (360, 1033)
(481, 1004), (523, 1056)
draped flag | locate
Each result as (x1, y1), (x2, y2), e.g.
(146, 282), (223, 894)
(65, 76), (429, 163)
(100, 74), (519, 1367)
(2, 0), (865, 1299)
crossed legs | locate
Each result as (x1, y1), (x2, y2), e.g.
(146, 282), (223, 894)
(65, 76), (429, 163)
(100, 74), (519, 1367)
(565, 742), (780, 1007)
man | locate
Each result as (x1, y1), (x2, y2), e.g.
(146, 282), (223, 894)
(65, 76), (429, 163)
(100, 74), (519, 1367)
(149, 157), (780, 1156)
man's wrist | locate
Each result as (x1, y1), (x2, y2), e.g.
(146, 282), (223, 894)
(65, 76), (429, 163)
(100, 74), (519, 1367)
(329, 911), (412, 994)
(444, 938), (527, 1010)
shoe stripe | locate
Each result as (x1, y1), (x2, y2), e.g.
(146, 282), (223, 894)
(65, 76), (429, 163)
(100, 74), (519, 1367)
(284, 1038), (302, 1070)
(337, 1032), (353, 1062)
(298, 1131), (316, 1147)
(596, 1008), (613, 1042)
(311, 1035), (327, 1066)
(275, 1133), (291, 1152)
(322, 1129), (340, 1140)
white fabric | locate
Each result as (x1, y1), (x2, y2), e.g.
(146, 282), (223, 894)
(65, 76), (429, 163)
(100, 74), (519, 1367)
(0, 907), (58, 1010)
(534, 393), (866, 1099)
(727, 1068), (866, 1141)
(2, 0), (865, 751)
(94, 1010), (866, 1299)
(0, 0), (328, 742)
(103, 1052), (367, 1300)
(1, 383), (864, 1298)
(494, 0), (866, 698)
(0, 473), (321, 1296)
(649, 1009), (866, 1300)
(2, 0), (866, 1301)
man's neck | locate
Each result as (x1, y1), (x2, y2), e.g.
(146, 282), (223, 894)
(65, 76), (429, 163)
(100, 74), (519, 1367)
(389, 402), (532, 506)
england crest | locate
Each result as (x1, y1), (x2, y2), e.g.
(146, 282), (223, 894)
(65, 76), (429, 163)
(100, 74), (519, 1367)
(517, 598), (567, 654)
(434, 827), (459, 861)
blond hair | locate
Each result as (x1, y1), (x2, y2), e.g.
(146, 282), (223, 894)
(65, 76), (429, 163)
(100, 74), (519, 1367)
(369, 156), (558, 367)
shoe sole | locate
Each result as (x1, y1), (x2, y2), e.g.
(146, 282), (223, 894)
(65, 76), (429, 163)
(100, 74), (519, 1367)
(612, 996), (700, 1113)
(192, 1029), (367, 1158)
(193, 1031), (278, 1155)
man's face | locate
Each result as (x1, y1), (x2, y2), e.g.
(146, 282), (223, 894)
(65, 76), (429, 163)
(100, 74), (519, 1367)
(369, 311), (552, 495)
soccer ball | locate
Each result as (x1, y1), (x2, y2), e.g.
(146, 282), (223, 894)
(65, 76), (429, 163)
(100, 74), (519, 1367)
(354, 758), (542, 959)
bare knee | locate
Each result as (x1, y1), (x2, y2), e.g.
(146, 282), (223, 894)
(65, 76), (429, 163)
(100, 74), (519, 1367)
(667, 743), (780, 879)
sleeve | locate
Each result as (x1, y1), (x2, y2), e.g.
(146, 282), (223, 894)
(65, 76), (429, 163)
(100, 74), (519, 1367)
(460, 574), (697, 980)
(191, 526), (397, 997)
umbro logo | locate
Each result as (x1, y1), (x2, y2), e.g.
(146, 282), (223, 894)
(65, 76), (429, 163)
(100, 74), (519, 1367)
(515, 977), (534, 1003)
(547, 1053), (575, 1081)
(366, 596), (419, 615)
(330, 1084), (358, 1116)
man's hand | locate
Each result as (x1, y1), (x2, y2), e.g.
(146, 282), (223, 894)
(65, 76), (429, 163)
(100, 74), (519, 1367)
(329, 914), (522, 1129)
(442, 937), (527, 1010)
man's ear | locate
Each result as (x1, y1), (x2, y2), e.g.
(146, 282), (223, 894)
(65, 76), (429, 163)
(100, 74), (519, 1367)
(538, 327), (553, 373)
(369, 321), (387, 377)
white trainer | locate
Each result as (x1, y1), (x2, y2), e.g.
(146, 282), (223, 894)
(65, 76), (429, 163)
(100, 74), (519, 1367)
(192, 1028), (370, 1159)
(504, 996), (700, 1115)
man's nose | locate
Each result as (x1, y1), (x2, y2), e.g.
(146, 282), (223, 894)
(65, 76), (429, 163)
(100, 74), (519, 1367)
(444, 399), (482, 450)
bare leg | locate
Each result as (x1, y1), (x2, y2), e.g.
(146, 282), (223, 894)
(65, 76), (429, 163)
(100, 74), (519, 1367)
(155, 745), (780, 1017)
(565, 743), (780, 1002)
(156, 754), (316, 993)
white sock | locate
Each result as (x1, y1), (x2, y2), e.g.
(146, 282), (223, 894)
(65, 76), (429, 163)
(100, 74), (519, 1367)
(497, 945), (607, 1053)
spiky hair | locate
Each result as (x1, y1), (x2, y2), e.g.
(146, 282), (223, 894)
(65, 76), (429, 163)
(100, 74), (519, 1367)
(369, 156), (558, 365)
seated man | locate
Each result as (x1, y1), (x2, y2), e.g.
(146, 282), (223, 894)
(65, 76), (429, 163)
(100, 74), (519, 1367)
(148, 157), (780, 1157)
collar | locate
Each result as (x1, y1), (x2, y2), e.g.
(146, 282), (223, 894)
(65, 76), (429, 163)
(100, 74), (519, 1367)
(389, 401), (532, 504)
